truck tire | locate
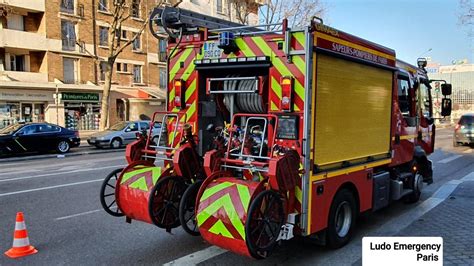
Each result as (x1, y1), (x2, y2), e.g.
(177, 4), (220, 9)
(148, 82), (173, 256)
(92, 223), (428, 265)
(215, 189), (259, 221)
(326, 189), (357, 249)
(405, 171), (422, 204)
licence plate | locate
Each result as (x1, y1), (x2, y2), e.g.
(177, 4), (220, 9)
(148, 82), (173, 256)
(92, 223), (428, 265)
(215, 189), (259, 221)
(203, 41), (223, 59)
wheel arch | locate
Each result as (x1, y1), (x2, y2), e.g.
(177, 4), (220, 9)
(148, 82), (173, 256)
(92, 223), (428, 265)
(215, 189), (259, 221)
(336, 181), (360, 213)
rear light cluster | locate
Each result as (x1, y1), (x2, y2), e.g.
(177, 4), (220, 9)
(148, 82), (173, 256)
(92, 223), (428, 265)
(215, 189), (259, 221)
(454, 124), (464, 131)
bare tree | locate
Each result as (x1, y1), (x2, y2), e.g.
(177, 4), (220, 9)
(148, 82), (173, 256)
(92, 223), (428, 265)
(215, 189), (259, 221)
(259, 0), (326, 29)
(229, 0), (258, 24)
(97, 0), (151, 130)
(459, 0), (473, 25)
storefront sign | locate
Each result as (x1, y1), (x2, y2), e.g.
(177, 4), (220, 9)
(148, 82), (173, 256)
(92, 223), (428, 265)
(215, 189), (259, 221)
(0, 89), (54, 102)
(61, 92), (100, 102)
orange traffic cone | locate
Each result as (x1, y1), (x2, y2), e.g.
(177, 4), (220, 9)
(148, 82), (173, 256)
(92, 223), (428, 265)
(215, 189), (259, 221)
(4, 212), (38, 259)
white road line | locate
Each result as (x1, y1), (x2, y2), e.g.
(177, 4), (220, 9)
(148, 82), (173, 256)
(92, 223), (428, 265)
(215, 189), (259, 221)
(461, 172), (474, 181)
(437, 154), (463, 164)
(0, 179), (102, 197)
(164, 246), (227, 266)
(0, 165), (124, 182)
(55, 209), (101, 221)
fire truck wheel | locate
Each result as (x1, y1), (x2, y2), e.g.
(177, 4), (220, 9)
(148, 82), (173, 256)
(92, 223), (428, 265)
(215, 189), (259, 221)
(100, 168), (125, 217)
(148, 176), (187, 230)
(179, 180), (203, 236)
(327, 189), (356, 249)
(405, 172), (423, 204)
(246, 190), (284, 259)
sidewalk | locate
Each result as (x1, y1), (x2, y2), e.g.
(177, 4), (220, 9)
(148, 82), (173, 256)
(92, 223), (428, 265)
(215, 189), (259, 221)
(396, 180), (474, 265)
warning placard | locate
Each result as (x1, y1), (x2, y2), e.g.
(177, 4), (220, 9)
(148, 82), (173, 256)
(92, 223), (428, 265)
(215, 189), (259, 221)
(362, 237), (443, 265)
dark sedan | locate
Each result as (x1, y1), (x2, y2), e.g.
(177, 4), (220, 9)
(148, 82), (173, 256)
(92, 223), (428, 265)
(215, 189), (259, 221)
(0, 123), (80, 156)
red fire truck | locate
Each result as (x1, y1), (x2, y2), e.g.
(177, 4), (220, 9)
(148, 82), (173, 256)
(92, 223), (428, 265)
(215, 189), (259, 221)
(107, 7), (453, 259)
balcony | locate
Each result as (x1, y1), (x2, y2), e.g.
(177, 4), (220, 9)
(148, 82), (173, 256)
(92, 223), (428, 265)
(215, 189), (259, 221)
(6, 0), (45, 12)
(0, 29), (47, 51)
(2, 71), (48, 83)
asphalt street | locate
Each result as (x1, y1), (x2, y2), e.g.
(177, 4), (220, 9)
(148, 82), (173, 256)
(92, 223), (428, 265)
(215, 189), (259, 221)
(0, 127), (473, 265)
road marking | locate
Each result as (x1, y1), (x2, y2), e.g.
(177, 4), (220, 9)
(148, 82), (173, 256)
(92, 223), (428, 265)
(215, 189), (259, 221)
(0, 179), (102, 197)
(0, 165), (124, 182)
(163, 246), (227, 266)
(461, 172), (474, 181)
(55, 209), (102, 221)
(437, 154), (463, 164)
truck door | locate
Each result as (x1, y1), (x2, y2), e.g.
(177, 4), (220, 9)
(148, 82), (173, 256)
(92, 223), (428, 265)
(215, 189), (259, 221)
(416, 80), (434, 153)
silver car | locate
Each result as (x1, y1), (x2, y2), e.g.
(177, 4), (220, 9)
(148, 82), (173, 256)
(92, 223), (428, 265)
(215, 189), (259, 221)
(453, 113), (474, 147)
(87, 121), (161, 149)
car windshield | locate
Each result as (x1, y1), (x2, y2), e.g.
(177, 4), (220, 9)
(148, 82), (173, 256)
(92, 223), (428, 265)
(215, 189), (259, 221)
(459, 116), (474, 125)
(0, 124), (23, 135)
(109, 122), (128, 131)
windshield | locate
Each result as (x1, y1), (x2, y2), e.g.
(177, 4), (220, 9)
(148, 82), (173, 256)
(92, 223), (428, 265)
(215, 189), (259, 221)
(109, 122), (128, 131)
(459, 115), (474, 125)
(0, 124), (23, 135)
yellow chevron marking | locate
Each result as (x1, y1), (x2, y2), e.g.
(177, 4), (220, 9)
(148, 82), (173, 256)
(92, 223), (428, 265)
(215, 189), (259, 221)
(208, 219), (233, 239)
(169, 48), (194, 82)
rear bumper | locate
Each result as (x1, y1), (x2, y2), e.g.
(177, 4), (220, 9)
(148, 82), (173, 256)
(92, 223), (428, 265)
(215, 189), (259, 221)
(87, 139), (110, 147)
(70, 137), (81, 147)
(454, 134), (474, 144)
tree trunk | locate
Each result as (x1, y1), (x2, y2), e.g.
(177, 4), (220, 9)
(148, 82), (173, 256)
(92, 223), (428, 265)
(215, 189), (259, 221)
(99, 61), (114, 130)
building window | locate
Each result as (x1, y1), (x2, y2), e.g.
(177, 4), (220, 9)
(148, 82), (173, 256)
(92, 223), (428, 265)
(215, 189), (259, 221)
(133, 65), (142, 83)
(159, 38), (167, 62)
(9, 55), (25, 71)
(159, 67), (166, 89)
(121, 30), (127, 40)
(131, 0), (140, 18)
(216, 0), (223, 13)
(117, 63), (128, 72)
(99, 26), (108, 46)
(115, 29), (127, 40)
(63, 57), (77, 84)
(7, 14), (24, 31)
(60, 0), (75, 14)
(61, 20), (76, 51)
(132, 33), (141, 51)
(98, 0), (107, 11)
(99, 61), (107, 81)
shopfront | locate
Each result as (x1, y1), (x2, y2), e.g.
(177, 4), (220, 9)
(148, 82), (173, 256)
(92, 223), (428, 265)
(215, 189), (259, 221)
(61, 92), (101, 131)
(0, 89), (54, 129)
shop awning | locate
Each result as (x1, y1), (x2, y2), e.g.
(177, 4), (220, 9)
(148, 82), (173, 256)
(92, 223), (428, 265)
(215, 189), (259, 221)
(138, 88), (166, 99)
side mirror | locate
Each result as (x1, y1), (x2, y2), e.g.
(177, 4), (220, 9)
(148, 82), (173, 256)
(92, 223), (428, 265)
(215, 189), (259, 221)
(441, 84), (452, 96)
(125, 128), (131, 132)
(441, 98), (452, 117)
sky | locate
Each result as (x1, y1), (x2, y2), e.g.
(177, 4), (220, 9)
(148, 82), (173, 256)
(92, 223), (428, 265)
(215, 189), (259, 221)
(323, 0), (473, 65)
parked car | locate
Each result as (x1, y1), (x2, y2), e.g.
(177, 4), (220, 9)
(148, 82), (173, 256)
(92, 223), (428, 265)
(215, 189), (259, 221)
(453, 113), (474, 147)
(87, 121), (161, 149)
(0, 123), (80, 156)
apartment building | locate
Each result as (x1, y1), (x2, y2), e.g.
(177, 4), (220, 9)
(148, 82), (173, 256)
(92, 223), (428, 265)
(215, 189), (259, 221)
(0, 0), (261, 131)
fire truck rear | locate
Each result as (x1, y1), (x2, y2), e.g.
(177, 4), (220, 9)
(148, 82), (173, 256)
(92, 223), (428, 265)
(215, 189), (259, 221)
(149, 7), (453, 258)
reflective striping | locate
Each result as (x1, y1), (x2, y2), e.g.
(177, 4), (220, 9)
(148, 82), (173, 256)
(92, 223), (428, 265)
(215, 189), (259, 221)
(208, 219), (233, 238)
(314, 32), (396, 60)
(293, 56), (306, 78)
(185, 79), (197, 102)
(270, 101), (278, 111)
(200, 181), (234, 202)
(15, 222), (26, 230)
(13, 237), (30, 248)
(311, 159), (392, 181)
(121, 166), (163, 192)
(235, 38), (256, 57)
(197, 193), (246, 239)
(251, 37), (273, 56)
(236, 184), (251, 211)
(169, 48), (193, 81)
(295, 185), (302, 204)
(271, 76), (282, 99)
(293, 32), (306, 48)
